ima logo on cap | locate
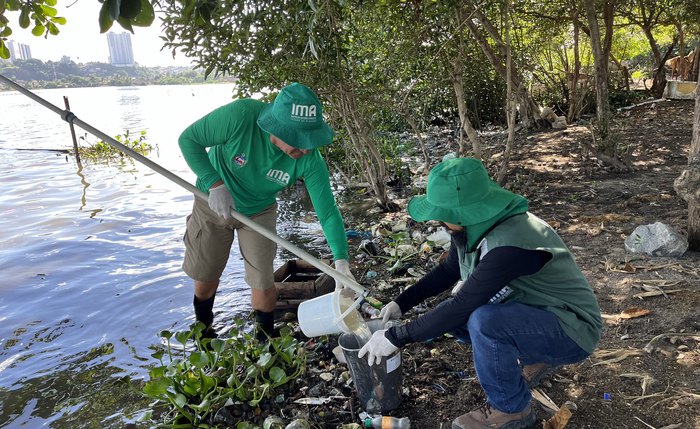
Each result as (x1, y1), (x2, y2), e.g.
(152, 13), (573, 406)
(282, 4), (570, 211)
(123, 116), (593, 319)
(291, 103), (316, 121)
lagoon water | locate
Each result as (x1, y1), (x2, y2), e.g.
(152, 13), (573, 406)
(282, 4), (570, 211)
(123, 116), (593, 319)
(0, 84), (331, 428)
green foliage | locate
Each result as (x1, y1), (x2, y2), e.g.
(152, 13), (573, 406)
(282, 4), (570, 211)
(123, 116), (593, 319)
(77, 130), (155, 162)
(98, 0), (154, 34)
(0, 0), (67, 59)
(608, 88), (647, 110)
(0, 0), (157, 58)
(143, 320), (305, 428)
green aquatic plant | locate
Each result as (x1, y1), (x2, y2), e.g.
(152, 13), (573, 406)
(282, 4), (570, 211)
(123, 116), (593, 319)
(142, 319), (305, 428)
(76, 130), (155, 162)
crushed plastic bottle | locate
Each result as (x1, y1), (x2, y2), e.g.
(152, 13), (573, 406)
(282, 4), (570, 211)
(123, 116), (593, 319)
(360, 302), (381, 318)
(363, 416), (410, 429)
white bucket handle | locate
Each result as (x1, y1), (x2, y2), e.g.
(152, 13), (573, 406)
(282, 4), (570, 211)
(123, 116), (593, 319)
(333, 294), (364, 325)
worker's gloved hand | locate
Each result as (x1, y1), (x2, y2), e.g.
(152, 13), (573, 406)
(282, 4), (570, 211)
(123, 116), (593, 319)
(333, 259), (356, 297)
(358, 329), (398, 366)
(379, 301), (402, 325)
(208, 183), (235, 220)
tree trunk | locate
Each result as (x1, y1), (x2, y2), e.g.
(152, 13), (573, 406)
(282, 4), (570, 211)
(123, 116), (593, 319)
(674, 72), (700, 250)
(651, 40), (677, 99)
(497, 0), (516, 184)
(567, 0), (583, 123)
(583, 0), (614, 158)
(333, 84), (398, 211)
(676, 23), (688, 80)
(453, 75), (482, 159)
(450, 5), (482, 159)
(691, 46), (700, 83)
(463, 3), (543, 129)
(401, 112), (430, 175)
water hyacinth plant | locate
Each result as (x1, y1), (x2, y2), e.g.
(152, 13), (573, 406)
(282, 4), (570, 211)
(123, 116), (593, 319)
(76, 130), (155, 162)
(142, 319), (306, 428)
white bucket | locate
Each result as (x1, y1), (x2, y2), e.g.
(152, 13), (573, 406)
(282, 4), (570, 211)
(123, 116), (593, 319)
(298, 290), (364, 337)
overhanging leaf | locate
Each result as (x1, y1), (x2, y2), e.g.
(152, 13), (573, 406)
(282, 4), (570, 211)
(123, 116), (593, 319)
(132, 0), (155, 27)
(98, 1), (115, 33)
(31, 24), (45, 36)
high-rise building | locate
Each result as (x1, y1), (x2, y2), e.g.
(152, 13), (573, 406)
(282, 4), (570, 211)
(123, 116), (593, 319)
(6, 40), (32, 61)
(106, 32), (135, 67)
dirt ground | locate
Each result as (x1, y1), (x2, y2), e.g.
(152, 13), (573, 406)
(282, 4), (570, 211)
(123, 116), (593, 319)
(261, 99), (700, 429)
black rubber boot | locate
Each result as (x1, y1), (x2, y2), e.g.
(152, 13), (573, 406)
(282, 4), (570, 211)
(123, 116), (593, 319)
(254, 310), (275, 343)
(193, 294), (217, 338)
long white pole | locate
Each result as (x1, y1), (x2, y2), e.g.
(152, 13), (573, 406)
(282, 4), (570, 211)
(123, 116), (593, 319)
(0, 74), (367, 297)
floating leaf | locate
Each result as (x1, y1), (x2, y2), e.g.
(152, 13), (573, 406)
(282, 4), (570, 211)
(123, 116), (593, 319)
(143, 377), (170, 396)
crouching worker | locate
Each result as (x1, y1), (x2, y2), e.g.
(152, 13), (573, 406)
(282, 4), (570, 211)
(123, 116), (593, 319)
(179, 83), (354, 342)
(359, 157), (602, 429)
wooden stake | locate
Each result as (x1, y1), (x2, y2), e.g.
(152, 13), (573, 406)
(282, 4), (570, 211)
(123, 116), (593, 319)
(63, 96), (80, 164)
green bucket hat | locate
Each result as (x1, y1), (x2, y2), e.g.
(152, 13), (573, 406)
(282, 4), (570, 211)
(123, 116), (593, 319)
(407, 157), (524, 226)
(256, 83), (334, 150)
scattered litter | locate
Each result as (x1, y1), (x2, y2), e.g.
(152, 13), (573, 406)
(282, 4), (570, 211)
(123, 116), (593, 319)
(426, 229), (451, 249)
(592, 349), (645, 366)
(543, 402), (575, 429)
(293, 396), (347, 405)
(346, 230), (371, 239)
(431, 383), (447, 393)
(601, 307), (653, 322)
(531, 388), (559, 412)
(407, 267), (426, 277)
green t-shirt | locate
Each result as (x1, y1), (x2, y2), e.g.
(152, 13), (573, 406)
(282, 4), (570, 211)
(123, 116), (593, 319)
(178, 98), (349, 261)
(457, 213), (603, 353)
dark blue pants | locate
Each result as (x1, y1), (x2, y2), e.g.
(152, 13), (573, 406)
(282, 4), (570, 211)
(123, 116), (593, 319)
(451, 302), (590, 413)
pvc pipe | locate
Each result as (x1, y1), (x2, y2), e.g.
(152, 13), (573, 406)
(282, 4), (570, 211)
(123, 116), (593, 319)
(0, 74), (368, 297)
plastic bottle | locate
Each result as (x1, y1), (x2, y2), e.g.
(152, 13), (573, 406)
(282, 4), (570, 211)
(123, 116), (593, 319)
(364, 416), (410, 429)
(360, 301), (381, 318)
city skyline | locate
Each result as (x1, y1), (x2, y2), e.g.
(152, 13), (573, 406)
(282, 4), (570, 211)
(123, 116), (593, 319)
(6, 0), (193, 67)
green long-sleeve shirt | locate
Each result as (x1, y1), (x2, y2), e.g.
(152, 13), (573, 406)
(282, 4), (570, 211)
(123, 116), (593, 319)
(178, 98), (349, 261)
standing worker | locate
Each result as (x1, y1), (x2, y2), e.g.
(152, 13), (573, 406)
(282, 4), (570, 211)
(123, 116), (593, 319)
(359, 157), (602, 429)
(179, 82), (355, 341)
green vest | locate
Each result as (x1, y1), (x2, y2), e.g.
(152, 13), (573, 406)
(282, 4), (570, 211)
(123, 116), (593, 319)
(457, 213), (602, 353)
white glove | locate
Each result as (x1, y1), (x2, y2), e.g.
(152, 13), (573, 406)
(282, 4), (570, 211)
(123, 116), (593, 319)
(358, 329), (398, 366)
(379, 301), (402, 325)
(208, 183), (235, 220)
(334, 259), (356, 296)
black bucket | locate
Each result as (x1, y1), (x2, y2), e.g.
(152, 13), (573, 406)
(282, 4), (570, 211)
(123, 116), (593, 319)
(338, 320), (402, 413)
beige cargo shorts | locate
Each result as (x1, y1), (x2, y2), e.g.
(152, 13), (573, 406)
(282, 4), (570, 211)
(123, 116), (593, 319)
(182, 197), (278, 290)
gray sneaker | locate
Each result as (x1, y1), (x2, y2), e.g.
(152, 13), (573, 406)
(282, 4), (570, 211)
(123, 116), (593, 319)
(452, 402), (536, 429)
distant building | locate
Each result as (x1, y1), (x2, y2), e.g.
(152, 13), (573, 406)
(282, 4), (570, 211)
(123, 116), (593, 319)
(7, 40), (32, 61)
(106, 32), (134, 67)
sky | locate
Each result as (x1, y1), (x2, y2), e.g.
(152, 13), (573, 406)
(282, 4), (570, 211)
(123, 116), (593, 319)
(7, 0), (193, 67)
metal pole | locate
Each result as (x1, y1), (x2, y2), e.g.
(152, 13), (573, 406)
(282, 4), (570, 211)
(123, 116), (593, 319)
(0, 74), (367, 297)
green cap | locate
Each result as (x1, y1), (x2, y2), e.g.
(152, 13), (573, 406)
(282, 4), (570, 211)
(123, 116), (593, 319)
(407, 157), (522, 226)
(256, 83), (334, 150)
